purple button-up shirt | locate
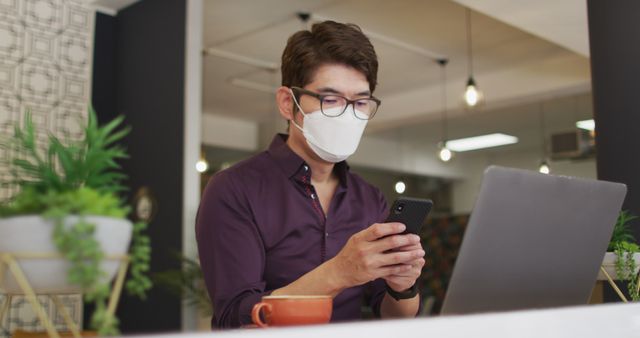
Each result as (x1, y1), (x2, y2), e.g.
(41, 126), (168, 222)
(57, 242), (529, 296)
(196, 134), (389, 328)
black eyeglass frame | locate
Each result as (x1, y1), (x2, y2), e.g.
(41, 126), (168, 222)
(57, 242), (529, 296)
(291, 86), (382, 120)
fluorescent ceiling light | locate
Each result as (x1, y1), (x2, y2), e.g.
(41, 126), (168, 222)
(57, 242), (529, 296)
(446, 133), (518, 152)
(576, 119), (595, 131)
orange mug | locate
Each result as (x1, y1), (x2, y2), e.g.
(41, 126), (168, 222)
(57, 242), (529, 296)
(251, 295), (332, 328)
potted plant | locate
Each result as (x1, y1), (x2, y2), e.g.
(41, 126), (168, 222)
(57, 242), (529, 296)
(599, 210), (640, 301)
(0, 108), (152, 335)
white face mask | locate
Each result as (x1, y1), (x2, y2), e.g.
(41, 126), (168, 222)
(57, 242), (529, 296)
(290, 89), (368, 163)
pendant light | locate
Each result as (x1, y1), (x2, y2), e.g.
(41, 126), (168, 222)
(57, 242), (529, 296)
(437, 59), (453, 162)
(538, 102), (550, 174)
(463, 8), (483, 107)
(538, 161), (550, 175)
(394, 180), (406, 194)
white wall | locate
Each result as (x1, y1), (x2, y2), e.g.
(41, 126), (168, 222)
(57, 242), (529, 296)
(202, 113), (259, 151)
(451, 148), (596, 214)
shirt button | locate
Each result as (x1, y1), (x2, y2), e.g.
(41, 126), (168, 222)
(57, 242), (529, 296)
(310, 193), (316, 199)
(325, 232), (329, 238)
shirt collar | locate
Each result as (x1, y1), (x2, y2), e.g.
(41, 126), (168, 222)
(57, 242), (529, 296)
(267, 133), (349, 188)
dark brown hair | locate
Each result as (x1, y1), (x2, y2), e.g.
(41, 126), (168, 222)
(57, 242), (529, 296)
(281, 21), (378, 93)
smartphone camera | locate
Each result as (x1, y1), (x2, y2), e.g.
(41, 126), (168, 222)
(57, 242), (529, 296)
(394, 203), (405, 214)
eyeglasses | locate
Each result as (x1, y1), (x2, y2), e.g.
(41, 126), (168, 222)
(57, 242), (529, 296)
(291, 87), (381, 120)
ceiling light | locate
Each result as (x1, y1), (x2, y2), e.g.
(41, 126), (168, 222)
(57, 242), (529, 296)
(576, 119), (595, 131)
(463, 8), (483, 107)
(195, 159), (209, 173)
(538, 103), (550, 175)
(394, 181), (406, 194)
(446, 133), (518, 152)
(464, 77), (483, 107)
(438, 146), (453, 162)
(538, 160), (550, 174)
(437, 59), (453, 163)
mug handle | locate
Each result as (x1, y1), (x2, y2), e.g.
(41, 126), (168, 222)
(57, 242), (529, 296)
(251, 302), (273, 328)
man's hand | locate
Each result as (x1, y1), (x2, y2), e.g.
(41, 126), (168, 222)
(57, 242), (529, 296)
(384, 242), (425, 293)
(329, 222), (425, 289)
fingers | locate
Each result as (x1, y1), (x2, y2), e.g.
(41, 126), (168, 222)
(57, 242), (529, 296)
(388, 242), (423, 253)
(378, 263), (413, 276)
(361, 222), (406, 242)
(374, 233), (421, 253)
(339, 223), (424, 287)
(385, 258), (426, 277)
(383, 258), (425, 293)
(376, 248), (425, 267)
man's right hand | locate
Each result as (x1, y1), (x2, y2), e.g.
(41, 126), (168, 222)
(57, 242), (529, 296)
(329, 222), (425, 289)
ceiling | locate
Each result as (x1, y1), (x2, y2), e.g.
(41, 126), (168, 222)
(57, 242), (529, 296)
(454, 0), (589, 57)
(90, 0), (593, 157)
(201, 0), (591, 155)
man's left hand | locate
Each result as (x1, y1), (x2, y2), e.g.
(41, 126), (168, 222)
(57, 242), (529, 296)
(384, 243), (425, 293)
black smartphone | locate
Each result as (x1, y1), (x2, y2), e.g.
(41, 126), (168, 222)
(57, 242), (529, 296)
(385, 197), (433, 235)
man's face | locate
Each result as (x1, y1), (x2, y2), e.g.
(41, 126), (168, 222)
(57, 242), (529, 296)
(289, 63), (371, 163)
(293, 64), (371, 120)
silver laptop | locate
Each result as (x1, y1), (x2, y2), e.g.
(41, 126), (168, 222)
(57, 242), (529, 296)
(440, 166), (627, 315)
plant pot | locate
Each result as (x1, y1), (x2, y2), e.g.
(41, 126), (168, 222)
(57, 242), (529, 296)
(0, 215), (132, 294)
(598, 251), (640, 281)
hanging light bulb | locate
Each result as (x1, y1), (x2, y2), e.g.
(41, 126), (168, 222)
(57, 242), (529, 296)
(463, 8), (483, 107)
(464, 77), (483, 107)
(537, 103), (550, 175)
(437, 59), (453, 163)
(394, 180), (406, 194)
(538, 160), (550, 174)
(438, 143), (453, 162)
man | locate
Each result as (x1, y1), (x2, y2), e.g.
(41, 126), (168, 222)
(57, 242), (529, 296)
(196, 20), (425, 329)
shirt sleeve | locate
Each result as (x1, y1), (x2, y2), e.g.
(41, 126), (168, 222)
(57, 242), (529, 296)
(195, 170), (269, 328)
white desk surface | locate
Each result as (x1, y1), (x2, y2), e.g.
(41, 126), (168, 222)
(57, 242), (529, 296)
(133, 303), (640, 338)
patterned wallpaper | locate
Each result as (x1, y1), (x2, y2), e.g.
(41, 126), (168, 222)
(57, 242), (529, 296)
(0, 0), (94, 199)
(0, 0), (94, 336)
